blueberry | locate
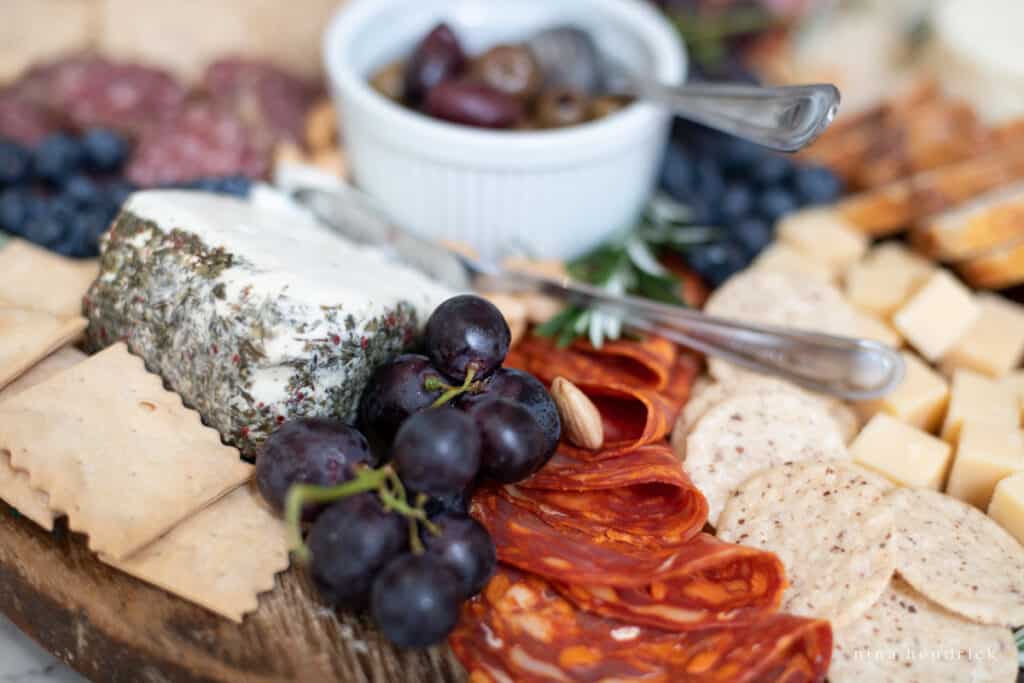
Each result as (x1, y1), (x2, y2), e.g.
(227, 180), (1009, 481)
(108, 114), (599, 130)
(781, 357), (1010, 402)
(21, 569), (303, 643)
(0, 141), (31, 187)
(686, 241), (749, 288)
(719, 184), (754, 223)
(718, 137), (763, 174)
(730, 218), (774, 257)
(22, 198), (73, 248)
(214, 175), (252, 197)
(104, 180), (136, 210)
(63, 174), (101, 207)
(793, 164), (843, 205)
(31, 134), (84, 185)
(660, 144), (694, 201)
(751, 155), (793, 187)
(80, 128), (129, 173)
(692, 159), (725, 203)
(0, 189), (33, 235)
(757, 188), (799, 224)
(54, 208), (109, 258)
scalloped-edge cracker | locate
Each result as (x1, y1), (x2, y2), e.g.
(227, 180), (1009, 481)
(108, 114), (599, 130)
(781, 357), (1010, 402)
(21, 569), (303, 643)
(0, 343), (253, 560)
(829, 578), (1018, 683)
(0, 346), (89, 530)
(717, 461), (895, 627)
(887, 487), (1024, 626)
(0, 307), (87, 392)
(102, 484), (289, 622)
(0, 239), (99, 318)
(682, 388), (850, 525)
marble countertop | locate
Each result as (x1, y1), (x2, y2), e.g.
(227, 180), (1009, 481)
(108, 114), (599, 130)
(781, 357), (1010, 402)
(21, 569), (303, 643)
(0, 615), (86, 683)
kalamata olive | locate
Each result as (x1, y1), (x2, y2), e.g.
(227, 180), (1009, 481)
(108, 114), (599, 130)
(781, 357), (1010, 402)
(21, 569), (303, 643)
(590, 95), (630, 120)
(425, 80), (523, 129)
(470, 44), (542, 101)
(535, 88), (591, 129)
(404, 23), (466, 105)
(370, 61), (406, 102)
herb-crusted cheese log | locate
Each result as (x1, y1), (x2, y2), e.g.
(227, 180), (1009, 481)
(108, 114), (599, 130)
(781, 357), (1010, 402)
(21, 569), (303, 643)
(85, 190), (453, 457)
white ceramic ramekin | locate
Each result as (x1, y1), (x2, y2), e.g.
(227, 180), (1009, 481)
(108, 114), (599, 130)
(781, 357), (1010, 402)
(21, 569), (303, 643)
(323, 0), (686, 260)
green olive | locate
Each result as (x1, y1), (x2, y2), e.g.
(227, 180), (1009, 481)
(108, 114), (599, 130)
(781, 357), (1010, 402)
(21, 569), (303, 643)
(534, 88), (592, 129)
(470, 44), (543, 101)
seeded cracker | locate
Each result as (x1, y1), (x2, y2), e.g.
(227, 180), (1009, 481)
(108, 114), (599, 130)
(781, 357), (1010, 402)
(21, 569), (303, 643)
(0, 347), (88, 530)
(717, 461), (895, 627)
(887, 487), (1024, 626)
(103, 485), (289, 622)
(0, 343), (253, 560)
(682, 389), (850, 526)
(829, 577), (1017, 683)
(0, 307), (87, 392)
(0, 239), (99, 319)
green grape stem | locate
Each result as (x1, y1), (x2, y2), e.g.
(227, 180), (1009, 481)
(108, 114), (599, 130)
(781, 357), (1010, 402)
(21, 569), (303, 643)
(430, 366), (478, 407)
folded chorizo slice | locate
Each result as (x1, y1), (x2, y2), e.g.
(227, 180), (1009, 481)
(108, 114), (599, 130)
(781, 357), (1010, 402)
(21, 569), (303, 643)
(557, 382), (679, 461)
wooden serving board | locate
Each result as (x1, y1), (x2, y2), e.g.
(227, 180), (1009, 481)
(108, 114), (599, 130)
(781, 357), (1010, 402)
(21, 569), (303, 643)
(0, 502), (468, 683)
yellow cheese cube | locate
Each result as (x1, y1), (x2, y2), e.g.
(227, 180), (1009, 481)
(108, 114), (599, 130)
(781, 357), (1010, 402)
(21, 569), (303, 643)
(854, 311), (903, 348)
(1000, 371), (1024, 425)
(940, 369), (1018, 442)
(776, 208), (868, 275)
(850, 413), (953, 489)
(945, 422), (1024, 508)
(892, 270), (980, 361)
(842, 243), (934, 318)
(940, 294), (1024, 378)
(751, 243), (833, 282)
(854, 352), (949, 431)
(987, 471), (1024, 546)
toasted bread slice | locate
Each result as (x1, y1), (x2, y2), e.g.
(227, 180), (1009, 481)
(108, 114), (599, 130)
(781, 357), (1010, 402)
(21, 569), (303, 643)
(913, 182), (1024, 260)
(957, 239), (1024, 289)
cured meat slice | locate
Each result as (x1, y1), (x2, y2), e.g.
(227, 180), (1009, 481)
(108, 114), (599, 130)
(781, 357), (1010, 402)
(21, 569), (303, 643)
(0, 88), (55, 145)
(449, 568), (833, 683)
(472, 490), (785, 631)
(511, 445), (707, 547)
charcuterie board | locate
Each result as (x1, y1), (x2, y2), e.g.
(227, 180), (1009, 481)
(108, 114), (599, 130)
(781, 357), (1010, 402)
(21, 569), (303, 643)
(0, 501), (466, 683)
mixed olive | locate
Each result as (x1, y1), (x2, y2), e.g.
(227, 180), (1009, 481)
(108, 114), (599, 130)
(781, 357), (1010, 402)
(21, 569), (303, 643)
(370, 23), (629, 130)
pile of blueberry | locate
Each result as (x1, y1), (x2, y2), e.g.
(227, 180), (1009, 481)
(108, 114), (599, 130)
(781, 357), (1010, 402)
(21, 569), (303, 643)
(0, 132), (253, 258)
(255, 295), (561, 648)
(660, 121), (844, 287)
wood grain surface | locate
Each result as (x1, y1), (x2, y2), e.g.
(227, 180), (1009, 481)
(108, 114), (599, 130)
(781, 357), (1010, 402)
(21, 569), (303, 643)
(0, 501), (468, 683)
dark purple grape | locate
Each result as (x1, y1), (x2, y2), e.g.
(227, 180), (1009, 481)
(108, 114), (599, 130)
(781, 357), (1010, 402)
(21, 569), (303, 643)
(358, 354), (445, 456)
(308, 493), (407, 610)
(424, 488), (470, 518)
(404, 23), (466, 106)
(255, 418), (373, 519)
(370, 553), (461, 648)
(424, 295), (510, 382)
(423, 513), (496, 599)
(392, 407), (481, 496)
(458, 368), (560, 458)
(424, 80), (523, 129)
(469, 398), (549, 483)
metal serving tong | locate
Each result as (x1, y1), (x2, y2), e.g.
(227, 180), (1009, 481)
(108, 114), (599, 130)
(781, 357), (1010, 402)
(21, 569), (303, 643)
(292, 184), (904, 401)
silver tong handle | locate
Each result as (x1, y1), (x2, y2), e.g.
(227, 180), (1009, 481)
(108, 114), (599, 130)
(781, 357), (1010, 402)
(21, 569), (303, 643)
(520, 274), (904, 401)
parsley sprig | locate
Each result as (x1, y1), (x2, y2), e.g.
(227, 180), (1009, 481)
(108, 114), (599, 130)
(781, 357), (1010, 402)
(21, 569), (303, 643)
(535, 195), (716, 348)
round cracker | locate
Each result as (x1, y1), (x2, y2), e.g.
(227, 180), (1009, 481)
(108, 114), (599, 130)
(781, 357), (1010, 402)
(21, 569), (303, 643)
(702, 269), (859, 384)
(887, 487), (1024, 626)
(683, 389), (850, 526)
(830, 577), (1018, 683)
(717, 461), (895, 627)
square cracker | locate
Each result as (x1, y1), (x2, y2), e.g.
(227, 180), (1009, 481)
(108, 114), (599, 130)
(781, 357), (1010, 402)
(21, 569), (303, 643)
(103, 484), (290, 622)
(0, 346), (89, 531)
(0, 307), (87, 392)
(0, 239), (99, 319)
(0, 343), (253, 560)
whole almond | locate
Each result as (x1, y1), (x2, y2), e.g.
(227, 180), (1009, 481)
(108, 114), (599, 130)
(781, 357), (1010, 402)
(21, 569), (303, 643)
(550, 376), (604, 450)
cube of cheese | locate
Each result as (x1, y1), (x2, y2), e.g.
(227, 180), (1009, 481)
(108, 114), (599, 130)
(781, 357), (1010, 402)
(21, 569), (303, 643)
(892, 270), (980, 361)
(854, 311), (903, 348)
(751, 243), (833, 282)
(945, 422), (1024, 508)
(940, 294), (1024, 377)
(850, 413), (953, 489)
(776, 208), (869, 275)
(843, 243), (934, 318)
(988, 472), (1024, 546)
(940, 369), (1018, 442)
(1001, 371), (1024, 424)
(854, 352), (949, 431)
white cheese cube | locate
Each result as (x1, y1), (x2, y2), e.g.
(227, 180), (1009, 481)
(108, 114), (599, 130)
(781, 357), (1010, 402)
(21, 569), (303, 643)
(941, 369), (1018, 443)
(988, 472), (1024, 546)
(751, 243), (833, 282)
(946, 422), (1024, 508)
(854, 352), (949, 432)
(940, 294), (1024, 377)
(850, 413), (953, 489)
(776, 208), (869, 275)
(854, 311), (903, 348)
(842, 243), (934, 318)
(1001, 371), (1024, 425)
(892, 270), (980, 361)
